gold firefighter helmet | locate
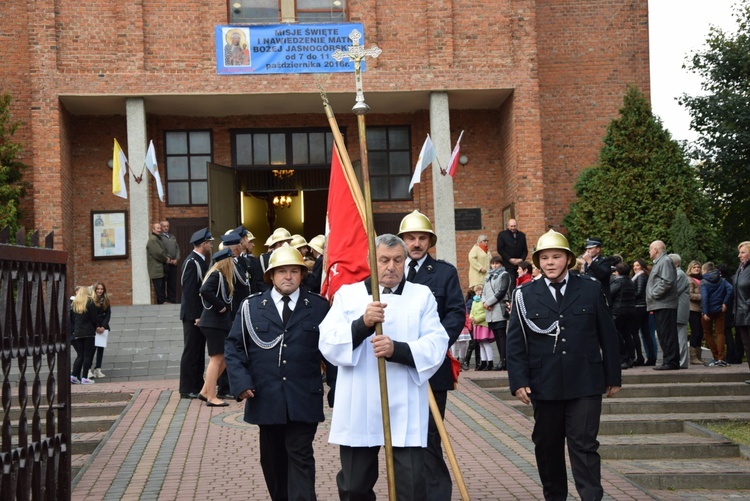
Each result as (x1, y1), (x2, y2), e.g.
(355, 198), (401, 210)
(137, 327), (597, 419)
(532, 230), (576, 269)
(266, 227), (293, 247)
(308, 234), (325, 255)
(397, 210), (437, 248)
(264, 244), (308, 284)
(290, 234), (308, 249)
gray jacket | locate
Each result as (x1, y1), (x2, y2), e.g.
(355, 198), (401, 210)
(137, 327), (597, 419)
(734, 264), (750, 327)
(162, 232), (181, 261)
(675, 268), (690, 324)
(646, 252), (678, 311)
(481, 267), (510, 324)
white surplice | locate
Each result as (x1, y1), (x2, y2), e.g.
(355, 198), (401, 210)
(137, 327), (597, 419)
(319, 280), (449, 447)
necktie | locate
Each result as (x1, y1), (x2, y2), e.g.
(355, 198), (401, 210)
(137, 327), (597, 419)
(281, 295), (292, 325)
(550, 280), (566, 307)
(382, 287), (392, 294)
(407, 260), (418, 282)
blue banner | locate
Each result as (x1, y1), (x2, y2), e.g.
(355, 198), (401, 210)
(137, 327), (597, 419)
(216, 23), (366, 75)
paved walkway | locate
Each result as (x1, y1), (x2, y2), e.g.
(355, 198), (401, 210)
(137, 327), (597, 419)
(71, 370), (654, 501)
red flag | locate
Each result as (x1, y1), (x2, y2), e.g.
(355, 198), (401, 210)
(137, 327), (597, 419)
(321, 146), (371, 300)
(445, 130), (464, 178)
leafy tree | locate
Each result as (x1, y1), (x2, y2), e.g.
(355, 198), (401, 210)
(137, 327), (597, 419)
(669, 209), (707, 266)
(564, 86), (719, 263)
(680, 2), (750, 260)
(0, 92), (28, 238)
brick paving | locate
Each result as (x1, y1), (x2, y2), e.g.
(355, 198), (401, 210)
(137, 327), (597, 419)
(70, 371), (655, 500)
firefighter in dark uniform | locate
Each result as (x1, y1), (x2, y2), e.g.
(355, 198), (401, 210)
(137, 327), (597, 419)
(507, 230), (621, 501)
(397, 210), (465, 501)
(235, 225), (267, 294)
(260, 227), (294, 274)
(179, 227), (213, 399)
(224, 245), (330, 501)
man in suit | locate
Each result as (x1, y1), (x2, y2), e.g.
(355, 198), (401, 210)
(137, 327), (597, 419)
(507, 230), (621, 501)
(178, 227), (213, 399)
(496, 218), (528, 291)
(225, 245), (330, 501)
(397, 210), (465, 500)
(582, 237), (616, 301)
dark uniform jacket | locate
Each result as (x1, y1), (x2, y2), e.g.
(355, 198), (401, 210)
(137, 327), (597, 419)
(410, 254), (465, 391)
(224, 288), (330, 425)
(180, 251), (209, 323)
(245, 254), (268, 294)
(303, 255), (323, 294)
(507, 273), (621, 401)
(231, 256), (252, 319)
(199, 270), (233, 331)
(585, 255), (616, 301)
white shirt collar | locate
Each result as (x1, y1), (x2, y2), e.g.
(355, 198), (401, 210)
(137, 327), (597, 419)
(406, 254), (428, 271)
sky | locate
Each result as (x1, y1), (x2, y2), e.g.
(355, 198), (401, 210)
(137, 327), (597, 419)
(648, 0), (738, 143)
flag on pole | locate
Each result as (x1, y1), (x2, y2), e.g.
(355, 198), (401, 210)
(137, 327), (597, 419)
(144, 140), (165, 202)
(321, 145), (370, 300)
(112, 139), (128, 199)
(445, 130), (464, 178)
(408, 134), (436, 192)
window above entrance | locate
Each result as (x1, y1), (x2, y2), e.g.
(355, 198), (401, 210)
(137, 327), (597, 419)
(228, 0), (347, 24)
(164, 130), (212, 206)
(367, 126), (412, 201)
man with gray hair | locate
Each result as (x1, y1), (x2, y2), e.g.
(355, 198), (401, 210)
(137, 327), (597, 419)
(319, 233), (449, 500)
(669, 254), (691, 369)
(647, 241), (680, 370)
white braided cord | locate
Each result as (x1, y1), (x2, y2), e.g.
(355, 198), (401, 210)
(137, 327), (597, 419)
(241, 300), (284, 366)
(515, 287), (560, 353)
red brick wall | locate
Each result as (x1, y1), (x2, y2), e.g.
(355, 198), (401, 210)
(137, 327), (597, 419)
(1, 0), (650, 303)
(535, 0), (651, 248)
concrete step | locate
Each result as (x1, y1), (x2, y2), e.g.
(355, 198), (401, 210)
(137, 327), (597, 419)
(606, 459), (750, 490)
(71, 432), (108, 455)
(506, 396), (750, 416)
(490, 381), (750, 400)
(599, 432), (739, 459)
(474, 370), (750, 390)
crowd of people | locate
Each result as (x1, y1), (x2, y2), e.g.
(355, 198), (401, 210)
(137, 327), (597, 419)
(71, 212), (749, 501)
(462, 224), (750, 379)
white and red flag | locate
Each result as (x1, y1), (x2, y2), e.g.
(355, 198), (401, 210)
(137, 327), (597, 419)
(445, 130), (464, 178)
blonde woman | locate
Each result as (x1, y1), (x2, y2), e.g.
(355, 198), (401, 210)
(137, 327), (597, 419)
(70, 286), (99, 384)
(199, 248), (235, 406)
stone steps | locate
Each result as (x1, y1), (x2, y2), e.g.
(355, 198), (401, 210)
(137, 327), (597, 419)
(480, 369), (750, 495)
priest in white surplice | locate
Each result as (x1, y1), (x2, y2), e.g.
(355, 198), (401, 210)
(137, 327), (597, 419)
(319, 233), (449, 500)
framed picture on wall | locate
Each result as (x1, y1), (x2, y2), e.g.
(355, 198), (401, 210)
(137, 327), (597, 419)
(92, 210), (129, 259)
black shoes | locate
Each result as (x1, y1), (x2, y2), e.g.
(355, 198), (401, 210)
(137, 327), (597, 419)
(652, 365), (679, 371)
(620, 360), (634, 370)
(217, 393), (235, 400)
(206, 401), (229, 407)
(180, 392), (199, 399)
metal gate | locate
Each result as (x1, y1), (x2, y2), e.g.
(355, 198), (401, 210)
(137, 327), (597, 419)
(0, 229), (70, 501)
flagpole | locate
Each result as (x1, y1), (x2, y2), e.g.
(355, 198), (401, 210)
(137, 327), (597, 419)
(328, 31), (398, 501)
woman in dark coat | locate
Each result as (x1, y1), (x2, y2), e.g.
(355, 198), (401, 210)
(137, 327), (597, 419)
(611, 263), (638, 368)
(70, 286), (99, 384)
(199, 248), (235, 406)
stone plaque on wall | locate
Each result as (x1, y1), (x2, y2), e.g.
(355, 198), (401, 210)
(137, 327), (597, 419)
(454, 208), (482, 231)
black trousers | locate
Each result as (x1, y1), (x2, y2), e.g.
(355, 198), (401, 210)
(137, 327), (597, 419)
(72, 337), (96, 380)
(165, 264), (179, 303)
(653, 308), (680, 368)
(259, 421), (318, 501)
(491, 321), (508, 366)
(179, 320), (205, 395)
(94, 346), (105, 369)
(614, 313), (638, 363)
(337, 445), (425, 501)
(423, 388), (451, 500)
(532, 396), (604, 501)
(689, 310), (703, 348)
(738, 326), (750, 370)
(151, 277), (166, 304)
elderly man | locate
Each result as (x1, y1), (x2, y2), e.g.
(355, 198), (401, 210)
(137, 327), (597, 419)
(225, 245), (330, 501)
(146, 222), (169, 304)
(319, 234), (449, 500)
(507, 230), (621, 501)
(647, 240), (680, 370)
(397, 210), (464, 499)
(160, 220), (181, 304)
(496, 219), (528, 292)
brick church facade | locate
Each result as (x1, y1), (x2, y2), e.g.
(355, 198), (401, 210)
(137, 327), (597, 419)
(2, 0), (650, 304)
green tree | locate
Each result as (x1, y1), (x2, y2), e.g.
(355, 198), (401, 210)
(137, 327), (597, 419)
(0, 92), (28, 238)
(669, 209), (707, 266)
(680, 1), (750, 260)
(564, 86), (719, 263)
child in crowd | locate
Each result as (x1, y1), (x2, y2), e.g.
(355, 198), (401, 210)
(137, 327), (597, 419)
(469, 284), (495, 370)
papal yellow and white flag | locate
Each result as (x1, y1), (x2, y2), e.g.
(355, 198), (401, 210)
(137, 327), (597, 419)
(144, 140), (165, 202)
(112, 139), (128, 199)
